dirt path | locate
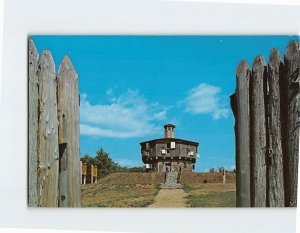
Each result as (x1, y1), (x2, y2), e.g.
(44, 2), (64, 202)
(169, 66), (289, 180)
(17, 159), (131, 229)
(148, 189), (189, 208)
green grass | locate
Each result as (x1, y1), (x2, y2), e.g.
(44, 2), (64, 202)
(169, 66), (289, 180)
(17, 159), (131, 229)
(187, 191), (236, 207)
(82, 184), (160, 207)
(183, 184), (193, 193)
(89, 195), (155, 208)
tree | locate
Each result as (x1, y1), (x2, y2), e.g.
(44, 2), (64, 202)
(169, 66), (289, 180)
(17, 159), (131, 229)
(81, 147), (145, 180)
(209, 167), (216, 173)
(93, 148), (122, 178)
(218, 167), (225, 173)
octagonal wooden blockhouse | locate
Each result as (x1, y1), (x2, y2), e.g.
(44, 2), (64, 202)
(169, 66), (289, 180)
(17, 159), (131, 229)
(140, 124), (199, 172)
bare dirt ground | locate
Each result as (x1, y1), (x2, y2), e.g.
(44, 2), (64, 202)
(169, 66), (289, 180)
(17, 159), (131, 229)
(148, 189), (189, 208)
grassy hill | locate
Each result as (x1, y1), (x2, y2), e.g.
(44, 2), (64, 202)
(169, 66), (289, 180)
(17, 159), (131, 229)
(81, 172), (236, 207)
(81, 172), (164, 207)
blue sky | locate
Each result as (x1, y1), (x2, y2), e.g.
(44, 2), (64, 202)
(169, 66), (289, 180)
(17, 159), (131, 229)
(31, 35), (299, 171)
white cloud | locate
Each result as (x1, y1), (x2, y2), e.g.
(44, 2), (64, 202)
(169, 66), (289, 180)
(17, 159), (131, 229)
(80, 90), (167, 138)
(183, 83), (229, 120)
(151, 110), (167, 120)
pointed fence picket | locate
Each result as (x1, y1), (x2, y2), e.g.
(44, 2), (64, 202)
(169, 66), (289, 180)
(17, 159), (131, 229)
(231, 40), (300, 207)
(28, 39), (81, 207)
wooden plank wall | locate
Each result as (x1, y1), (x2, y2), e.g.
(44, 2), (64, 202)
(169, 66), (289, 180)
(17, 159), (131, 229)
(235, 61), (251, 207)
(57, 56), (81, 207)
(28, 39), (81, 207)
(267, 49), (285, 207)
(38, 50), (59, 207)
(250, 56), (267, 207)
(231, 40), (300, 207)
(28, 40), (39, 207)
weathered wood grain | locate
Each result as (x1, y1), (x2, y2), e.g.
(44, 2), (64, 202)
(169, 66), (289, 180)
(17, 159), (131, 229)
(284, 40), (300, 207)
(28, 39), (39, 207)
(267, 49), (285, 207)
(91, 165), (94, 184)
(94, 166), (98, 183)
(280, 48), (289, 207)
(250, 56), (267, 207)
(80, 161), (82, 184)
(236, 61), (251, 207)
(82, 162), (87, 184)
(37, 50), (59, 207)
(57, 56), (81, 207)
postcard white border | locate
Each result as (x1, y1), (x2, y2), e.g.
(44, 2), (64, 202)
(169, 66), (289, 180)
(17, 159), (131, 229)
(0, 0), (300, 233)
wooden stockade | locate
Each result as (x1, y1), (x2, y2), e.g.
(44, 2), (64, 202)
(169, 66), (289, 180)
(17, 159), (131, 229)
(231, 40), (299, 207)
(80, 163), (98, 184)
(28, 39), (81, 207)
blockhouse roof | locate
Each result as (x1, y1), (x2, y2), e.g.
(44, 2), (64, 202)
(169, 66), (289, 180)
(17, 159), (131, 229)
(163, 123), (176, 129)
(140, 138), (199, 146)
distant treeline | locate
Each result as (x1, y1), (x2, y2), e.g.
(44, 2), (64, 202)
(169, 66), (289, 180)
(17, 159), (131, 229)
(81, 147), (145, 182)
(208, 167), (236, 173)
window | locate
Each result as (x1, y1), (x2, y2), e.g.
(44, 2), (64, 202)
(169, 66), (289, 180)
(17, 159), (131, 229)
(162, 149), (166, 155)
(167, 142), (175, 149)
(171, 142), (175, 149)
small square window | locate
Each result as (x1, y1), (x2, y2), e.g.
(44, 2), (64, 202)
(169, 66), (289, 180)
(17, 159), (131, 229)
(171, 142), (175, 149)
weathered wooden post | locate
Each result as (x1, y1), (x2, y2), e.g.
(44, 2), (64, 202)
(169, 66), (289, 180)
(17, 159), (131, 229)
(267, 48), (285, 207)
(231, 40), (299, 208)
(37, 50), (59, 207)
(250, 56), (267, 207)
(83, 163), (87, 184)
(284, 40), (300, 207)
(91, 165), (94, 184)
(80, 162), (87, 185)
(28, 39), (39, 207)
(235, 61), (251, 207)
(94, 166), (98, 183)
(28, 39), (83, 207)
(80, 161), (82, 184)
(222, 168), (226, 184)
(57, 56), (81, 207)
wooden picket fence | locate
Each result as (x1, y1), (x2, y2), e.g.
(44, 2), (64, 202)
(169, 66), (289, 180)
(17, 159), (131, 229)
(231, 40), (299, 207)
(28, 39), (81, 207)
